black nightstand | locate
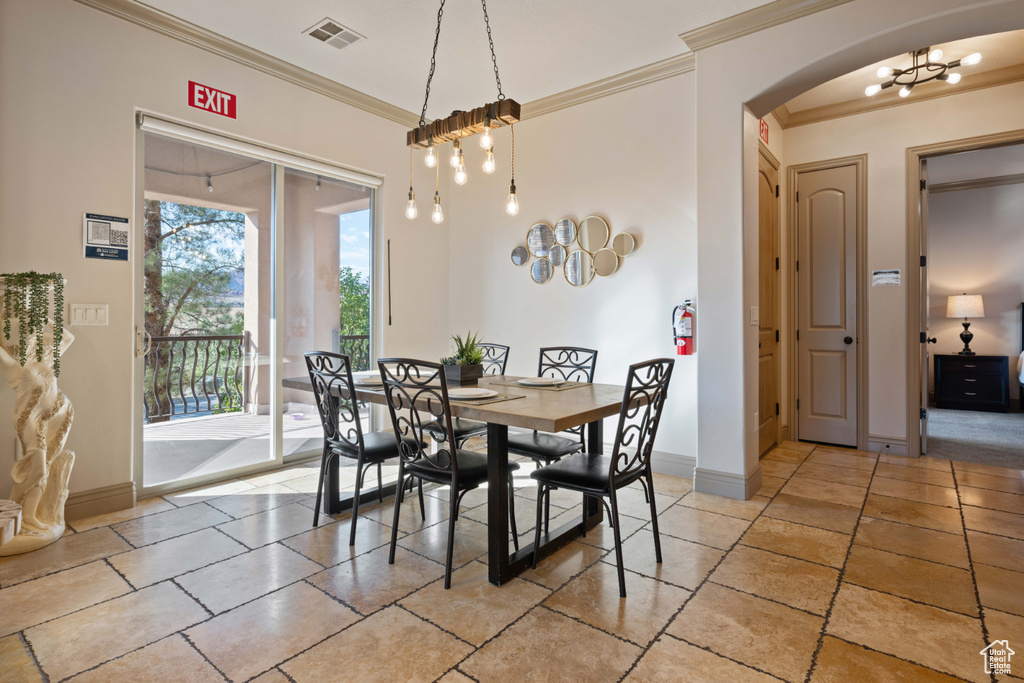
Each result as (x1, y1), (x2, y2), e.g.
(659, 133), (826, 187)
(934, 354), (1009, 412)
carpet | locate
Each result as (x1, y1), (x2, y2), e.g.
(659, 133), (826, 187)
(926, 407), (1024, 470)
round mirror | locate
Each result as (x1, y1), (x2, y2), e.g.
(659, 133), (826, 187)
(611, 232), (635, 257)
(527, 222), (555, 258)
(578, 215), (610, 253)
(549, 245), (567, 267)
(593, 248), (619, 277)
(531, 258), (553, 284)
(554, 218), (577, 246)
(511, 245), (530, 266)
(564, 250), (594, 287)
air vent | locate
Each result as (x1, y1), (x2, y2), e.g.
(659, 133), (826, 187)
(304, 18), (365, 51)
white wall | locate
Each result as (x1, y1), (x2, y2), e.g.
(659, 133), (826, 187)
(783, 81), (1024, 442)
(0, 0), (450, 497)
(446, 74), (698, 466)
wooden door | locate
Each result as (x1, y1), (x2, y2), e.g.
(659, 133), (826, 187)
(920, 159), (930, 453)
(797, 164), (859, 447)
(758, 150), (780, 455)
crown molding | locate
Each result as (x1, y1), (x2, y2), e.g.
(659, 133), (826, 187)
(929, 172), (1024, 194)
(73, 0), (420, 128)
(680, 0), (854, 52)
(774, 63), (1024, 128)
(771, 104), (792, 128)
(521, 53), (695, 120)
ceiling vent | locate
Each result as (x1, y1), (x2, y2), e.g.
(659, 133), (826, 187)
(304, 18), (364, 50)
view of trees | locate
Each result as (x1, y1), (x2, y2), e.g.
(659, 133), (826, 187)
(339, 266), (370, 336)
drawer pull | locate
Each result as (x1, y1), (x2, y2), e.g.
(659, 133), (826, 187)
(965, 378), (977, 382)
(965, 392), (977, 396)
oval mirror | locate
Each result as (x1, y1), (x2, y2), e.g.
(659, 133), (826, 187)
(564, 250), (595, 287)
(611, 232), (635, 257)
(511, 245), (530, 266)
(549, 244), (567, 267)
(593, 248), (619, 277)
(531, 257), (553, 284)
(527, 222), (555, 258)
(554, 218), (577, 246)
(578, 215), (610, 253)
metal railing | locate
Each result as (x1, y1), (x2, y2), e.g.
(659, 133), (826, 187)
(144, 332), (255, 423)
(339, 334), (370, 372)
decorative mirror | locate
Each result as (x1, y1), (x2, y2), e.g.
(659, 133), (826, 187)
(611, 232), (635, 257)
(564, 250), (594, 287)
(527, 222), (555, 258)
(577, 215), (610, 253)
(531, 258), (553, 284)
(511, 245), (530, 266)
(554, 218), (576, 246)
(549, 245), (567, 267)
(593, 248), (619, 277)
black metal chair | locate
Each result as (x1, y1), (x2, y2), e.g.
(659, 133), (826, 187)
(508, 346), (598, 529)
(451, 343), (510, 448)
(530, 358), (675, 597)
(379, 358), (520, 589)
(306, 352), (418, 546)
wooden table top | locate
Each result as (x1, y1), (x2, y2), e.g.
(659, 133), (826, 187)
(282, 374), (626, 433)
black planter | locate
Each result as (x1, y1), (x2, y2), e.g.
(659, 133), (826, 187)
(444, 363), (483, 386)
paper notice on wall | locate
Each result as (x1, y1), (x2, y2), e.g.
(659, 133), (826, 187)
(83, 213), (129, 261)
(872, 269), (900, 287)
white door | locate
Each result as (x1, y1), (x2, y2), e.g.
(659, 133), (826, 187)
(797, 164), (859, 447)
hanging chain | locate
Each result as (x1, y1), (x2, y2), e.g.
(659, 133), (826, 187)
(418, 0), (447, 127)
(480, 0), (505, 100)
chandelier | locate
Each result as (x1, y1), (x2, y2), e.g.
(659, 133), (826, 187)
(405, 0), (521, 224)
(865, 47), (981, 99)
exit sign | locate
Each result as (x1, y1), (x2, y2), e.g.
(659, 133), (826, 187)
(188, 81), (237, 119)
(759, 118), (769, 144)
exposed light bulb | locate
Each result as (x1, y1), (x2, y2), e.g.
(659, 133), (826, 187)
(928, 48), (943, 63)
(431, 193), (444, 224)
(962, 52), (982, 66)
(505, 183), (519, 216)
(450, 140), (461, 168)
(899, 84), (913, 98)
(876, 66), (894, 78)
(207, 176), (213, 192)
(946, 72), (962, 84)
(424, 145), (437, 168)
(865, 84), (883, 96)
(483, 148), (496, 174)
(405, 190), (417, 220)
(454, 154), (468, 185)
(480, 124), (492, 149)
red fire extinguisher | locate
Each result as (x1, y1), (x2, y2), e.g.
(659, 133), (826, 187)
(673, 301), (695, 356)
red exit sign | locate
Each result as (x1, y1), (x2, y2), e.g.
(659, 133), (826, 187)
(759, 118), (769, 144)
(188, 81), (236, 119)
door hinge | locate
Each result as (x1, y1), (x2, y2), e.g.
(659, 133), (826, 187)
(775, 185), (779, 197)
(920, 332), (927, 343)
(797, 399), (800, 409)
(775, 257), (779, 270)
(920, 255), (927, 267)
(920, 179), (927, 191)
(795, 260), (799, 272)
(796, 329), (800, 341)
(921, 408), (927, 420)
(775, 330), (779, 343)
(776, 402), (780, 415)
(796, 191), (799, 202)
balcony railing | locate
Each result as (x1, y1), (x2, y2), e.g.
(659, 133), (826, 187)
(144, 332), (256, 424)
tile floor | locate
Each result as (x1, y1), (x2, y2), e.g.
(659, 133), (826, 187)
(1, 442), (1022, 682)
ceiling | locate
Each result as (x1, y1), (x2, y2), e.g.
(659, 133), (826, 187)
(783, 30), (1024, 116)
(141, 0), (771, 119)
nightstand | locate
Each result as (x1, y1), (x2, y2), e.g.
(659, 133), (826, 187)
(934, 354), (1009, 412)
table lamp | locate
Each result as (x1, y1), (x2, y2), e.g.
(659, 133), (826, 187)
(946, 293), (984, 355)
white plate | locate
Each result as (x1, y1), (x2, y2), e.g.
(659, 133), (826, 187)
(448, 388), (498, 400)
(517, 377), (563, 386)
(356, 376), (384, 386)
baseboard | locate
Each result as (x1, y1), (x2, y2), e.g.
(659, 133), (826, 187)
(780, 425), (790, 442)
(651, 450), (696, 479)
(867, 435), (908, 456)
(694, 465), (763, 500)
(65, 481), (136, 521)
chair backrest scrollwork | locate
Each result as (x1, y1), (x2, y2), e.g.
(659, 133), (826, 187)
(378, 358), (459, 477)
(479, 343), (510, 375)
(609, 359), (675, 484)
(305, 352), (363, 454)
(538, 346), (598, 383)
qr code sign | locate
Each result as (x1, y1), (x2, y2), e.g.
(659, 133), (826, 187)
(110, 229), (128, 246)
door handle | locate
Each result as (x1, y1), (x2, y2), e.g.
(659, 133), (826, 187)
(843, 336), (853, 345)
(926, 337), (937, 344)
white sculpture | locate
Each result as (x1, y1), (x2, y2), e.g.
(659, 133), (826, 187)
(0, 319), (75, 556)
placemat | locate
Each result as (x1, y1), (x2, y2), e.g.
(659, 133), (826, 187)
(488, 378), (591, 392)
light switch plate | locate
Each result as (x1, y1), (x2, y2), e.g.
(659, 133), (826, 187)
(750, 305), (759, 325)
(70, 304), (109, 326)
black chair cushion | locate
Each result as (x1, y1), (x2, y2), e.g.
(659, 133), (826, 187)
(507, 430), (583, 461)
(530, 452), (643, 493)
(329, 431), (416, 463)
(407, 449), (520, 488)
(451, 417), (488, 441)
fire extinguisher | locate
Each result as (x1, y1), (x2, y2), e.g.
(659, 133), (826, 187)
(673, 300), (695, 356)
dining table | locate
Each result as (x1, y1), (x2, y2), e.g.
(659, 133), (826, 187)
(282, 372), (628, 586)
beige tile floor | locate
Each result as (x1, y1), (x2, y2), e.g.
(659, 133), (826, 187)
(1, 442), (1022, 681)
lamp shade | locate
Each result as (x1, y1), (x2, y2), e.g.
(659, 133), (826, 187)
(946, 294), (984, 319)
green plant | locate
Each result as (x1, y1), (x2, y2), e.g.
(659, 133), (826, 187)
(1, 271), (64, 376)
(441, 331), (484, 366)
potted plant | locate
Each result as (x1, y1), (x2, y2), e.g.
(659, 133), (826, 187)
(440, 332), (485, 386)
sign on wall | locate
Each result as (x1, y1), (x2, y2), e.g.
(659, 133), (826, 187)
(83, 213), (130, 261)
(759, 118), (770, 145)
(188, 80), (237, 119)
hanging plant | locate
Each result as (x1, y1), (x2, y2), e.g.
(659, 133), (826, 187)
(1, 271), (65, 376)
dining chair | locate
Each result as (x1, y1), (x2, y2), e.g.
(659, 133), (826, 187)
(530, 358), (675, 597)
(305, 352), (419, 546)
(508, 346), (598, 530)
(378, 358), (520, 589)
(451, 342), (510, 448)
